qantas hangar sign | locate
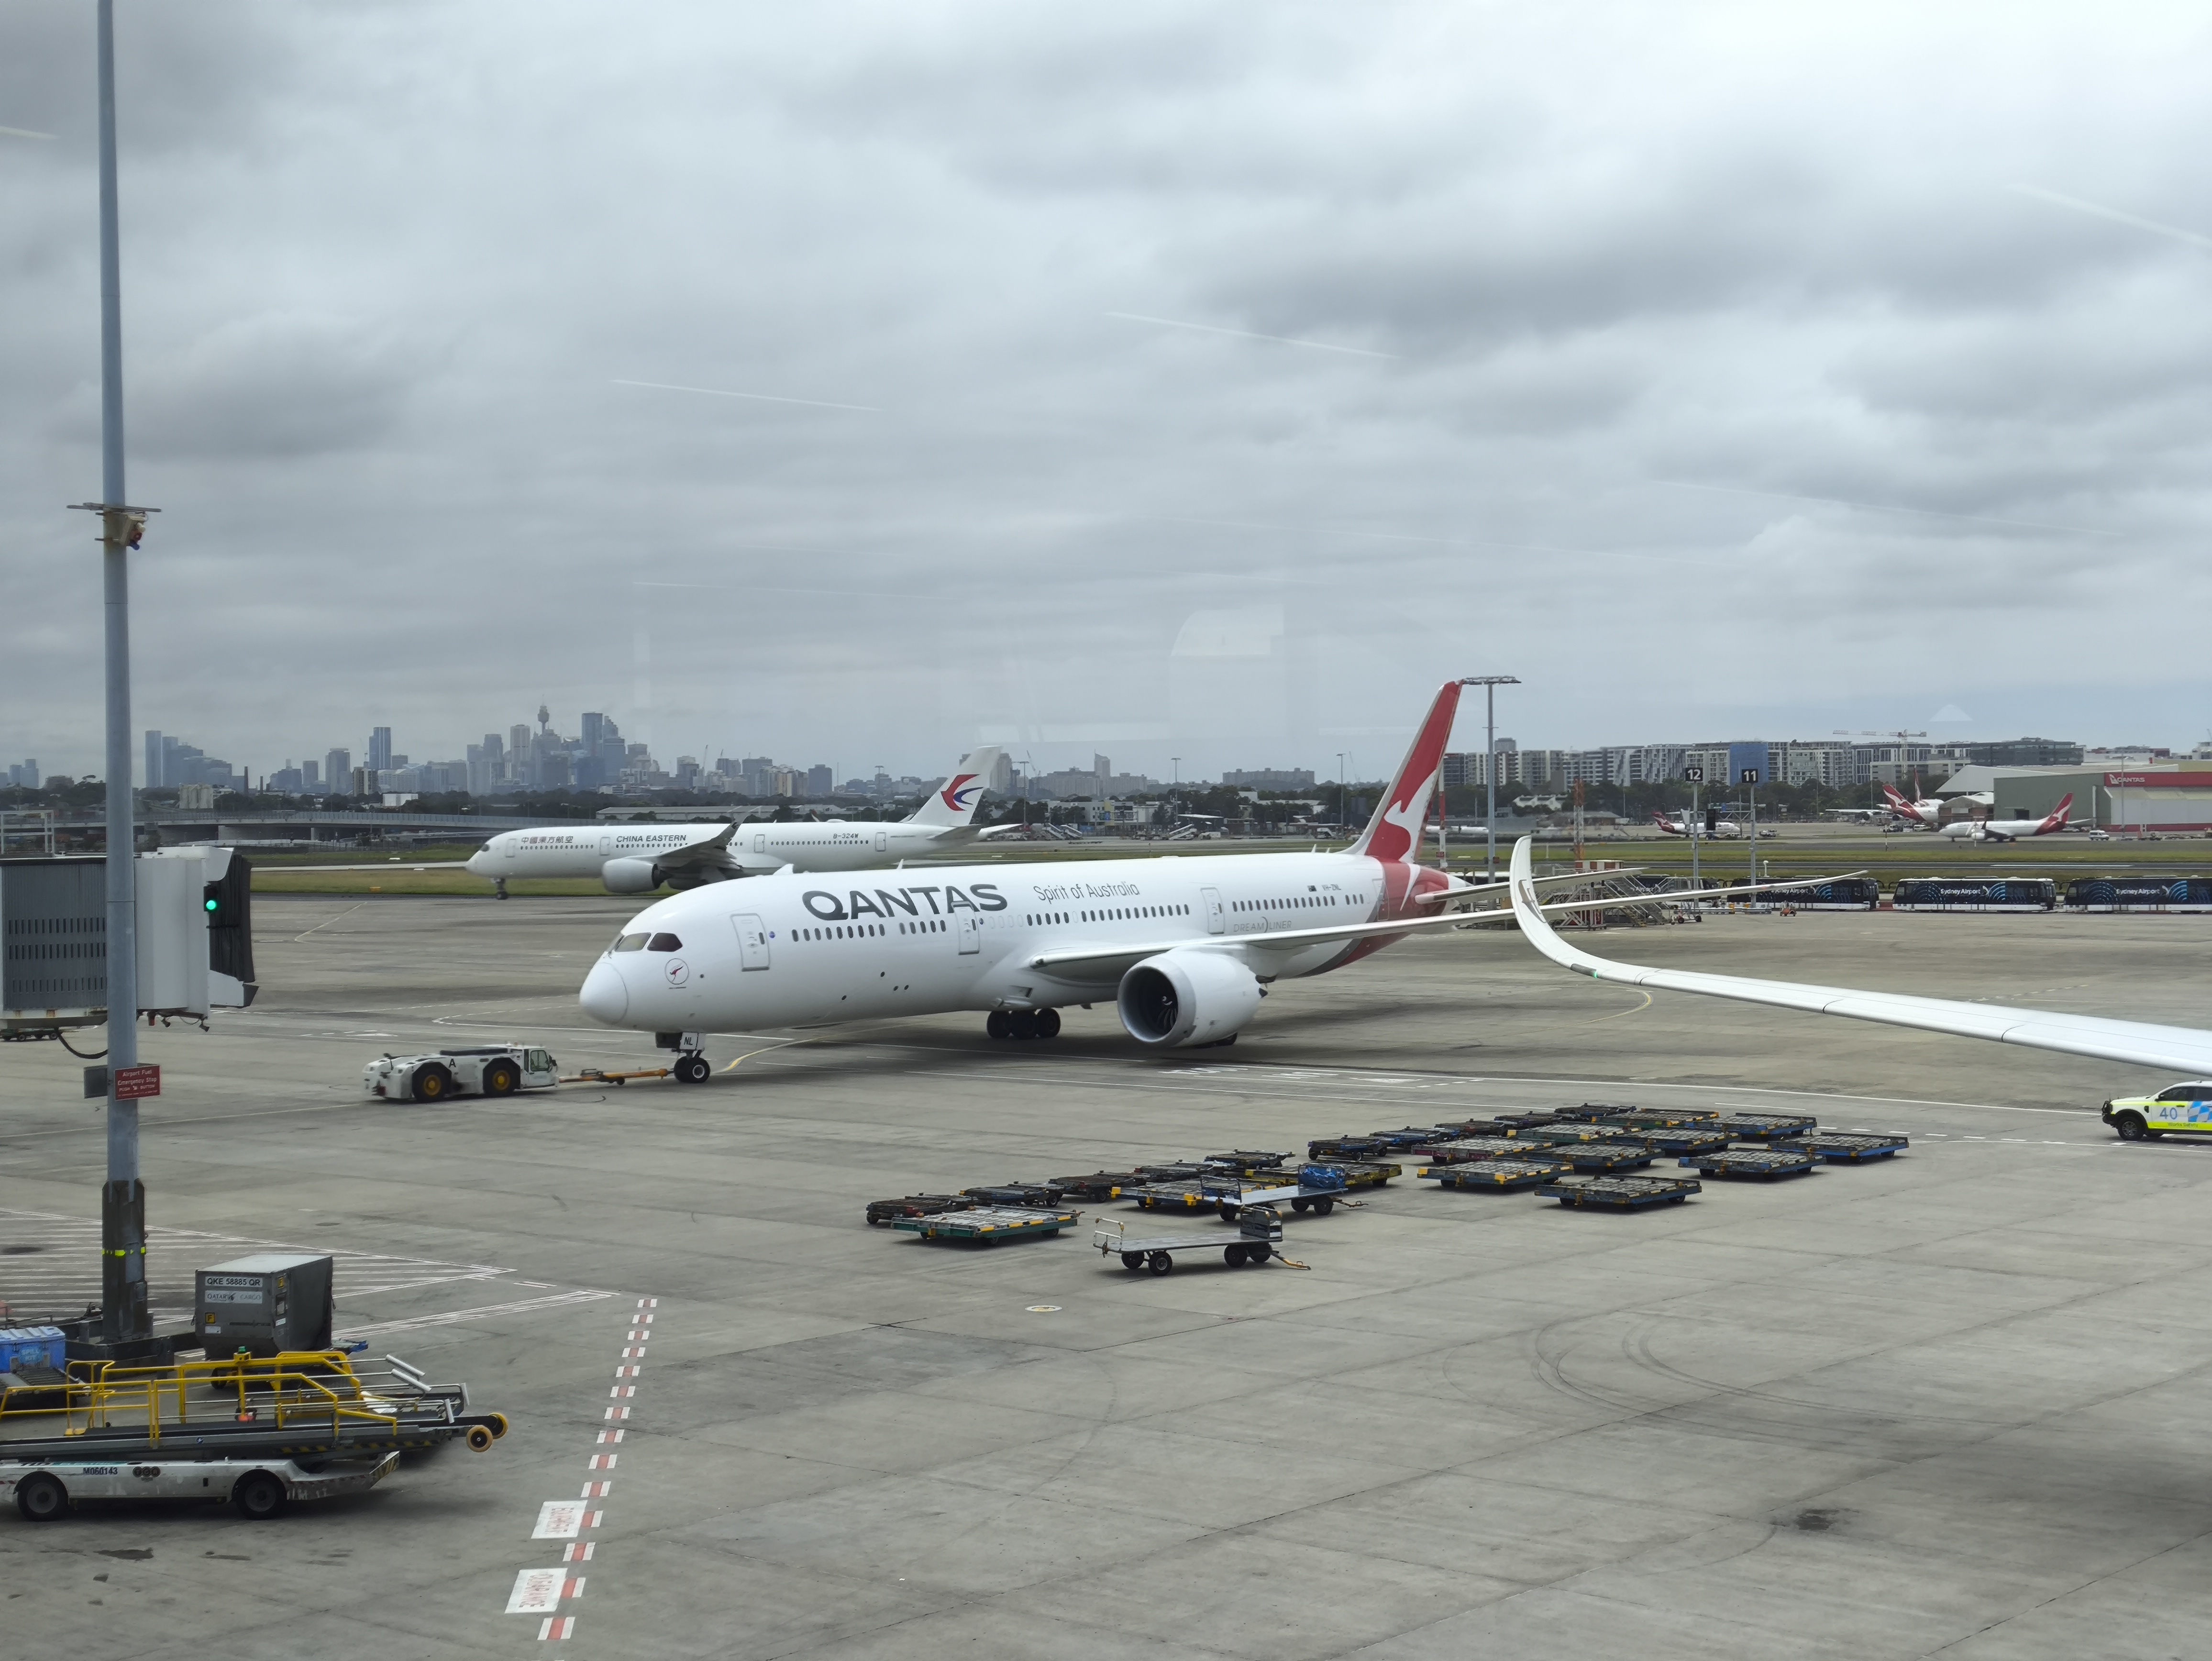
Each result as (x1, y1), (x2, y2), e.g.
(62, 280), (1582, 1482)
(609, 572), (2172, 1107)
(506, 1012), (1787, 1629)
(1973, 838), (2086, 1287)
(802, 883), (1007, 922)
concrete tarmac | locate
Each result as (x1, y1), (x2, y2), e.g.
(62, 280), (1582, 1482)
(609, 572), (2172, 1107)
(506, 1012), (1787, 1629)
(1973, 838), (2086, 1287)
(4, 895), (2212, 1659)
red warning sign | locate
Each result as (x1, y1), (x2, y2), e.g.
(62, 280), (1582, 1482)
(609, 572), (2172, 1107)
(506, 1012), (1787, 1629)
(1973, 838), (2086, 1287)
(111, 1064), (161, 1100)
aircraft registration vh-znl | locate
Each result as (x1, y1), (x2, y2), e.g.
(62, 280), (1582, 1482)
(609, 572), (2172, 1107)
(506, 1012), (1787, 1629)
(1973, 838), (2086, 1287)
(464, 748), (1007, 897)
(575, 682), (1658, 1077)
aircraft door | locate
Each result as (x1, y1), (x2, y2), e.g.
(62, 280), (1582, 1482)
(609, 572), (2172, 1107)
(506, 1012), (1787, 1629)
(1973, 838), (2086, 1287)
(730, 913), (772, 971)
(502, 837), (518, 861)
(957, 915), (981, 954)
(875, 830), (888, 853)
(1201, 887), (1225, 934)
(753, 832), (768, 855)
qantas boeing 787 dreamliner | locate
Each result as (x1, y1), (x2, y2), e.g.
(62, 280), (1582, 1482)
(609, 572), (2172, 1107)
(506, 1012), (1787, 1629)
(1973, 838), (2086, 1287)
(576, 683), (1636, 1077)
(466, 748), (1006, 897)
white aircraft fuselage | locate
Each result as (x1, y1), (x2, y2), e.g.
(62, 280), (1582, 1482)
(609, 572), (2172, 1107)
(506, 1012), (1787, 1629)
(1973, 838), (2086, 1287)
(468, 819), (978, 885)
(579, 847), (1438, 1039)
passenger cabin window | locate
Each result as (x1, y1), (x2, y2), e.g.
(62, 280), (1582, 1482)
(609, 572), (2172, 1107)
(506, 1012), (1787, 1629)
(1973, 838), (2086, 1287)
(2160, 1086), (2202, 1102)
(613, 933), (650, 952)
(647, 932), (683, 952)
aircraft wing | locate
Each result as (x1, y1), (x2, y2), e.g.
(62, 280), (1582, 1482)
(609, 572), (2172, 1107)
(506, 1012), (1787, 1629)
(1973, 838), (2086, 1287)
(1504, 836), (2212, 1075)
(1021, 871), (1774, 978)
(654, 823), (743, 871)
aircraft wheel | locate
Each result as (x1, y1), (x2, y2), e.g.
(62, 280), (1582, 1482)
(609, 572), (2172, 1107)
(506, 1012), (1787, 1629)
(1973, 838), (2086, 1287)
(986, 1011), (1012, 1041)
(1008, 1010), (1038, 1041)
(1033, 1008), (1061, 1040)
(674, 1054), (711, 1084)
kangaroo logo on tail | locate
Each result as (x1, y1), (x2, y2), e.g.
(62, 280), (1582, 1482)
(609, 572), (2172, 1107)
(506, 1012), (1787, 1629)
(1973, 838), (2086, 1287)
(1349, 683), (1464, 866)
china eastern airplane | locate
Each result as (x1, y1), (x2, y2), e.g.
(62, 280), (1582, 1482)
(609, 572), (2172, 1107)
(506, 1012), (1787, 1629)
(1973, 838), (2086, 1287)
(1935, 793), (2074, 843)
(1507, 831), (2212, 1074)
(465, 748), (1007, 897)
(575, 682), (1743, 1077)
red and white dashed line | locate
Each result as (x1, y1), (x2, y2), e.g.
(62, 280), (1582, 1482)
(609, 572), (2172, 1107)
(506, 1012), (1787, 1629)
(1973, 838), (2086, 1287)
(511, 1296), (657, 1642)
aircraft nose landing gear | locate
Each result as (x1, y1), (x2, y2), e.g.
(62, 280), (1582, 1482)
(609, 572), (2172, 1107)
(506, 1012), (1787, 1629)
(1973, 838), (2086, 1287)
(492, 877), (509, 901)
(658, 1030), (712, 1082)
(674, 1053), (712, 1084)
(986, 1008), (1061, 1041)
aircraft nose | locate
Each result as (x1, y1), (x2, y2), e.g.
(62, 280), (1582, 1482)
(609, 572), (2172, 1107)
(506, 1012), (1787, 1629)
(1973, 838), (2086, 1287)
(580, 957), (630, 1024)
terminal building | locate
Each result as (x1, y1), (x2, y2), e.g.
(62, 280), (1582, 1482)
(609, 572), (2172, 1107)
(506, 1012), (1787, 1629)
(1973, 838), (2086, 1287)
(1941, 763), (2212, 832)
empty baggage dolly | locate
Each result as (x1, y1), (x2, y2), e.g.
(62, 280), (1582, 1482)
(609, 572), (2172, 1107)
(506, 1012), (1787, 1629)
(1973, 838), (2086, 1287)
(1680, 1146), (1820, 1180)
(1420, 1156), (1571, 1192)
(1093, 1205), (1307, 1275)
(890, 1205), (1081, 1245)
(1773, 1130), (1909, 1163)
(1537, 1173), (1702, 1211)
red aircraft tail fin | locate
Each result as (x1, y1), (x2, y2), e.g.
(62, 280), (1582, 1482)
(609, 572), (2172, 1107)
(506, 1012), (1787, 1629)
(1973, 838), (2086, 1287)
(1348, 683), (1463, 864)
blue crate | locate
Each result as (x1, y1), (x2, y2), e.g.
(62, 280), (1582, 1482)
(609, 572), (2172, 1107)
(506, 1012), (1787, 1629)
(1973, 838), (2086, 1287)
(0, 1326), (67, 1373)
(1297, 1164), (1351, 1192)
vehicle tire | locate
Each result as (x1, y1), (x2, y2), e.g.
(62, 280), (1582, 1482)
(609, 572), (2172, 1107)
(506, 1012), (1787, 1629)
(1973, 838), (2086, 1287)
(986, 1010), (1012, 1041)
(465, 1424), (496, 1452)
(14, 1472), (67, 1522)
(675, 1054), (711, 1084)
(1290, 1197), (1310, 1214)
(232, 1470), (287, 1520)
(1148, 1252), (1172, 1275)
(1224, 1243), (1248, 1266)
(1120, 1251), (1144, 1271)
(411, 1064), (454, 1104)
(1034, 1008), (1061, 1040)
(1245, 1248), (1269, 1267)
(1313, 1196), (1335, 1217)
(1216, 1202), (1240, 1222)
(486, 1413), (510, 1440)
(1008, 1010), (1038, 1041)
(2115, 1112), (2147, 1141)
(482, 1061), (520, 1096)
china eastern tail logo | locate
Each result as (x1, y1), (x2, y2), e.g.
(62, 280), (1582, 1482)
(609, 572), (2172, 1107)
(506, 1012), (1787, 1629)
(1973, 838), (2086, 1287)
(941, 774), (981, 812)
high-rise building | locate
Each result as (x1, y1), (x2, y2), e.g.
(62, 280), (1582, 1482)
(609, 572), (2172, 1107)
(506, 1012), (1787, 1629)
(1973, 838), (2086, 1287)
(368, 727), (393, 773)
(806, 764), (833, 797)
(1094, 754), (1111, 800)
(325, 749), (351, 792)
(581, 712), (605, 750)
(144, 729), (163, 787)
(303, 759), (320, 790)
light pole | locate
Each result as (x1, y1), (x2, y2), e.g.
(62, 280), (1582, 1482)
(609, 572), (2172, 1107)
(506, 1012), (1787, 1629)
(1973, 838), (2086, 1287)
(73, 0), (153, 1347)
(1684, 764), (1704, 898)
(1742, 765), (1761, 890)
(1336, 753), (1347, 831)
(1462, 676), (1519, 880)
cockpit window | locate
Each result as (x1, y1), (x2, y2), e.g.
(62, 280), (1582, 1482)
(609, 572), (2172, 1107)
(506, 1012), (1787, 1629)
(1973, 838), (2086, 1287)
(647, 932), (683, 952)
(613, 933), (650, 952)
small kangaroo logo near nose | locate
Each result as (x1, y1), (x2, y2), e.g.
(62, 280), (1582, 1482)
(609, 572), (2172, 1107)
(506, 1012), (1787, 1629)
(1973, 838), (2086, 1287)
(664, 958), (690, 987)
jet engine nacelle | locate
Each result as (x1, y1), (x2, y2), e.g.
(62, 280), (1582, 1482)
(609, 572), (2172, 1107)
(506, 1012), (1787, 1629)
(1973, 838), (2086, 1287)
(1116, 949), (1263, 1048)
(600, 857), (663, 895)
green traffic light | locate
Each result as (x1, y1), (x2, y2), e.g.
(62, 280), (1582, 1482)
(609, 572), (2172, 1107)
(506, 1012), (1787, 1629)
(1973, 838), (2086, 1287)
(204, 897), (219, 912)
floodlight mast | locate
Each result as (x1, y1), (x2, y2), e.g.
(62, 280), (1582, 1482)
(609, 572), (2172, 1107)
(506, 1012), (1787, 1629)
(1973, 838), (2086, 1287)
(1462, 676), (1519, 879)
(91, 0), (149, 1346)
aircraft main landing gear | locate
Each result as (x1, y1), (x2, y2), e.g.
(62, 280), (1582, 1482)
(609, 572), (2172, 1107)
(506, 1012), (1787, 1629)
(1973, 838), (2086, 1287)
(986, 1008), (1061, 1041)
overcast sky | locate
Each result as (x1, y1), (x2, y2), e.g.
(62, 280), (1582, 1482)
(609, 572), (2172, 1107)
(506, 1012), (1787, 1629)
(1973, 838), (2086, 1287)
(5, 2), (2212, 785)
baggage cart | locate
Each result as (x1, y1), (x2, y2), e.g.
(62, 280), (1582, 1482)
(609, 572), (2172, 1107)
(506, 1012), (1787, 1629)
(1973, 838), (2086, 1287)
(865, 1194), (975, 1225)
(1596, 1107), (1722, 1130)
(1771, 1131), (1909, 1163)
(889, 1205), (1081, 1245)
(1536, 1173), (1701, 1211)
(1048, 1171), (1142, 1201)
(1680, 1147), (1819, 1180)
(1409, 1136), (1526, 1164)
(1607, 1126), (1733, 1156)
(1202, 1150), (1294, 1175)
(961, 1182), (1066, 1207)
(1553, 1141), (1657, 1172)
(1307, 1137), (1390, 1162)
(1420, 1156), (1571, 1191)
(1712, 1112), (1818, 1141)
(1091, 1206), (1306, 1276)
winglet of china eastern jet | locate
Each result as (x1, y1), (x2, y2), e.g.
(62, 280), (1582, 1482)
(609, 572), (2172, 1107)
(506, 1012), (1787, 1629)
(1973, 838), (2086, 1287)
(1504, 835), (2212, 1074)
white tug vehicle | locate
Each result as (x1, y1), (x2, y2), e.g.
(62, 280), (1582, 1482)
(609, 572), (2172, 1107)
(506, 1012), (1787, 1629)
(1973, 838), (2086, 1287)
(363, 1043), (558, 1103)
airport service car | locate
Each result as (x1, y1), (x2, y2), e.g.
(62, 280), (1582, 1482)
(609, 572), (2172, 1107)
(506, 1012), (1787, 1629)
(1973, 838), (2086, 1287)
(363, 1044), (557, 1103)
(2101, 1083), (2212, 1140)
